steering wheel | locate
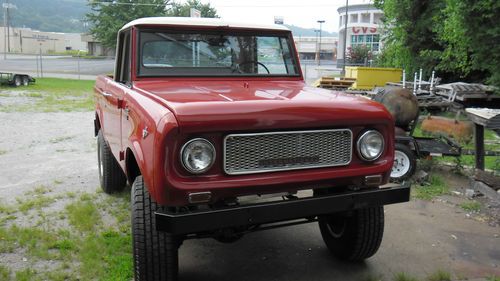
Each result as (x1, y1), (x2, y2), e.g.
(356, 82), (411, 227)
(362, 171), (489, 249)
(233, 61), (270, 74)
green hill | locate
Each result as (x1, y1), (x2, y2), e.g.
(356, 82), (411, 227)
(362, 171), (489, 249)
(1, 0), (89, 33)
(1, 1), (339, 36)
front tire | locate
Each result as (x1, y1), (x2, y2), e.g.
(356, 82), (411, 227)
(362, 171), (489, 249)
(318, 206), (384, 261)
(97, 130), (126, 193)
(132, 176), (179, 281)
(390, 143), (416, 181)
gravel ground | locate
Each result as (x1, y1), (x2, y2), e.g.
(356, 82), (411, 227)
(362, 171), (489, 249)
(0, 111), (98, 202)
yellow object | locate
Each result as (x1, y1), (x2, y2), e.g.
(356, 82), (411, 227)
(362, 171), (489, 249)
(345, 67), (402, 90)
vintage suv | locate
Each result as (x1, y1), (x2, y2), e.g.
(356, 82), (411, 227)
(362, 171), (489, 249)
(94, 17), (410, 281)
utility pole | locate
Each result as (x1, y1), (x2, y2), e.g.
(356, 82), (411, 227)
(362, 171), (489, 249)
(341, 0), (349, 76)
(3, 1), (7, 59)
(317, 20), (325, 66)
(2, 0), (15, 59)
(6, 0), (9, 53)
(314, 29), (319, 62)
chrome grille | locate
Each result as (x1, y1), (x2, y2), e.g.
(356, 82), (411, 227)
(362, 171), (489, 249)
(224, 129), (352, 175)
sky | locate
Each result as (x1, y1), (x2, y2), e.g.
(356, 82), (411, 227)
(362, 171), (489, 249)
(203, 0), (372, 33)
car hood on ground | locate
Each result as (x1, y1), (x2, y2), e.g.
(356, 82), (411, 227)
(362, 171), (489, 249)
(133, 80), (393, 133)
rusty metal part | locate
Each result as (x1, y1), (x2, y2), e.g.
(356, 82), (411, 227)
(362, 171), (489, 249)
(395, 127), (407, 136)
(373, 87), (419, 128)
(421, 116), (473, 142)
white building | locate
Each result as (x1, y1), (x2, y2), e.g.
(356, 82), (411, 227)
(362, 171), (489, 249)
(0, 26), (87, 54)
(337, 3), (383, 66)
(294, 36), (338, 61)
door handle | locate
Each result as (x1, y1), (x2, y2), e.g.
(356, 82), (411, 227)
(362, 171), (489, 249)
(101, 92), (112, 97)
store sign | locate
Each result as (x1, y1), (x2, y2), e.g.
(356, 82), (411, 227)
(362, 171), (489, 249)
(352, 27), (377, 34)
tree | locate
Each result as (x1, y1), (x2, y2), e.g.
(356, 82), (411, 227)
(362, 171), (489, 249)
(166, 0), (218, 18)
(374, 0), (445, 77)
(459, 0), (500, 89)
(86, 0), (171, 48)
(346, 45), (374, 65)
(375, 0), (500, 90)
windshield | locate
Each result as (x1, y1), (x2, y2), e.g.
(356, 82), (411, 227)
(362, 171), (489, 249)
(138, 31), (300, 77)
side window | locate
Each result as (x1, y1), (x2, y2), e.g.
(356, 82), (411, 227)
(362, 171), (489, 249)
(116, 31), (131, 84)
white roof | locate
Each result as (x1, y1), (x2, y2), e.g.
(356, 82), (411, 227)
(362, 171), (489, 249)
(120, 17), (290, 32)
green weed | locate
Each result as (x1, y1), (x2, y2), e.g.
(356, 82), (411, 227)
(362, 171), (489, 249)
(0, 265), (10, 280)
(459, 201), (481, 212)
(22, 92), (43, 98)
(394, 272), (419, 281)
(78, 230), (132, 281)
(66, 200), (101, 232)
(16, 195), (55, 214)
(413, 174), (449, 200)
(427, 270), (451, 281)
(15, 268), (36, 281)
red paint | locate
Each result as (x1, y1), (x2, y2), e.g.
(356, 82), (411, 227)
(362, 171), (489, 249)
(96, 22), (395, 206)
(352, 27), (377, 34)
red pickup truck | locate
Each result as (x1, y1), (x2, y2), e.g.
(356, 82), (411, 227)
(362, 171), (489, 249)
(94, 17), (410, 281)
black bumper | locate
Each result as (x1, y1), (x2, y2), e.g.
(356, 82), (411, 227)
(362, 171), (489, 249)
(156, 184), (410, 235)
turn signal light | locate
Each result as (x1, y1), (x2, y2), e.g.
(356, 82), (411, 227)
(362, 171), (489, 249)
(188, 192), (212, 204)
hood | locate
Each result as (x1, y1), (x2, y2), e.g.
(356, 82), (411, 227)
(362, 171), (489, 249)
(133, 79), (393, 134)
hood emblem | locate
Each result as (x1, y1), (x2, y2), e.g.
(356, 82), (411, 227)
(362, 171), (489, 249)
(142, 127), (149, 139)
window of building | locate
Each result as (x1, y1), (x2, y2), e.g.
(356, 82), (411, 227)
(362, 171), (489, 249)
(361, 13), (371, 23)
(350, 34), (380, 51)
(350, 14), (358, 23)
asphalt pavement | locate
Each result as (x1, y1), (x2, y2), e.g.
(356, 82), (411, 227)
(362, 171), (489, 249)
(178, 199), (499, 281)
(0, 54), (341, 82)
(0, 54), (114, 80)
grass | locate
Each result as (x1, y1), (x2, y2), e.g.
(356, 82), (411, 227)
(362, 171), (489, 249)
(487, 276), (500, 281)
(0, 265), (10, 280)
(0, 78), (94, 112)
(394, 272), (419, 281)
(65, 198), (101, 233)
(78, 230), (132, 281)
(427, 270), (451, 281)
(16, 194), (55, 214)
(0, 189), (133, 280)
(459, 201), (482, 212)
(413, 174), (449, 200)
(15, 269), (36, 281)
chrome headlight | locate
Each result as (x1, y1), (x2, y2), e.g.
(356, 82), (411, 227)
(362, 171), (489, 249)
(357, 130), (384, 161)
(181, 138), (216, 174)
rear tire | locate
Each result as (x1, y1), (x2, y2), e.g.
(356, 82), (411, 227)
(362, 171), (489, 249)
(22, 76), (29, 86)
(132, 176), (179, 281)
(97, 130), (126, 193)
(318, 206), (384, 261)
(13, 75), (21, 87)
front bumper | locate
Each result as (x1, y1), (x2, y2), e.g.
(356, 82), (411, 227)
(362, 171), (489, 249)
(156, 183), (410, 235)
